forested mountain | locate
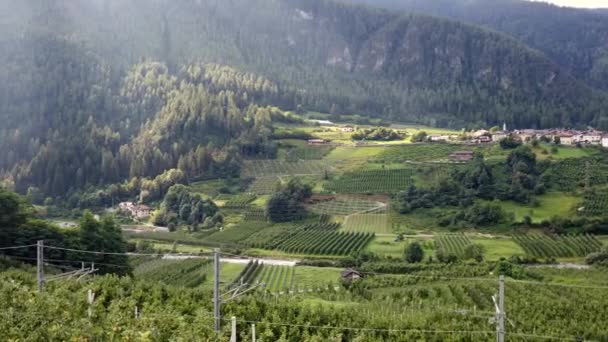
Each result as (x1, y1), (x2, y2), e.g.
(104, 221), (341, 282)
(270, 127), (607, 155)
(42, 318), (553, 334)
(2, 0), (608, 197)
(347, 0), (608, 91)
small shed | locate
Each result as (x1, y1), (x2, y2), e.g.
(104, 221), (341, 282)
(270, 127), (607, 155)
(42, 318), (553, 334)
(341, 268), (361, 281)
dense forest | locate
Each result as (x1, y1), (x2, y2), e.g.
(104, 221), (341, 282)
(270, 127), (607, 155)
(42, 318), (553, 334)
(348, 0), (608, 91)
(2, 0), (608, 198)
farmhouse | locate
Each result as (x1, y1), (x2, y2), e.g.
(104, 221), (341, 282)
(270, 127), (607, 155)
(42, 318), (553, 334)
(491, 131), (509, 141)
(449, 151), (474, 162)
(558, 133), (574, 145)
(340, 126), (354, 132)
(581, 131), (602, 145)
(430, 134), (450, 142)
(602, 136), (608, 148)
(341, 268), (361, 281)
(119, 202), (153, 219)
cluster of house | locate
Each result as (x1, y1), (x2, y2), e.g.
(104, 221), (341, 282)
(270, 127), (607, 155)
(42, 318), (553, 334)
(431, 127), (608, 147)
(118, 202), (153, 220)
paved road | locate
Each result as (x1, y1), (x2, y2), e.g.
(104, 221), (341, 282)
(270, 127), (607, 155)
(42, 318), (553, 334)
(162, 254), (298, 266)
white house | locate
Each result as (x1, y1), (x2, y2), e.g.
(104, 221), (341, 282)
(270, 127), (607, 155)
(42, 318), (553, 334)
(491, 131), (509, 142)
(602, 136), (608, 148)
(581, 132), (602, 145)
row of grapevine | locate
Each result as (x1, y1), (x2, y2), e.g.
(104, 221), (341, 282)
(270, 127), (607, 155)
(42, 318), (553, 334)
(230, 260), (264, 287)
(246, 177), (281, 195)
(324, 168), (414, 194)
(243, 208), (267, 221)
(241, 159), (330, 178)
(435, 234), (472, 256)
(265, 222), (340, 249)
(223, 194), (257, 208)
(273, 230), (373, 255)
(133, 258), (212, 288)
(254, 265), (296, 292)
(373, 144), (467, 163)
(513, 234), (603, 258)
(342, 213), (390, 234)
(544, 158), (608, 191)
(309, 197), (387, 216)
(580, 191), (608, 216)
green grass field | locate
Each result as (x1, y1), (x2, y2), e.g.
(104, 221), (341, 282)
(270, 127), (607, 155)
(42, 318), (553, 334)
(490, 192), (581, 223)
(293, 266), (342, 289)
(324, 146), (385, 160)
(470, 238), (525, 260)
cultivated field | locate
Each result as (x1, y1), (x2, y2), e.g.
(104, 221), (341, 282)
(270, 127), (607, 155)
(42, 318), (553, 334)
(324, 168), (414, 194)
(342, 213), (391, 234)
(308, 197), (387, 216)
(513, 234), (603, 258)
(241, 159), (331, 178)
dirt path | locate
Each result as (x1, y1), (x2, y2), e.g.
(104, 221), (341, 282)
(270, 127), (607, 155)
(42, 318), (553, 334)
(162, 254), (298, 266)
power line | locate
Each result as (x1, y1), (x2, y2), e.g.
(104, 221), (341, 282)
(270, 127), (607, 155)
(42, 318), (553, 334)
(507, 279), (608, 290)
(0, 244), (36, 250)
(44, 245), (213, 257)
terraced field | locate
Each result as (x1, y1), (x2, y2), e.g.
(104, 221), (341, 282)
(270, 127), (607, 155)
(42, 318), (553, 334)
(324, 168), (414, 194)
(580, 190), (608, 216)
(544, 158), (608, 191)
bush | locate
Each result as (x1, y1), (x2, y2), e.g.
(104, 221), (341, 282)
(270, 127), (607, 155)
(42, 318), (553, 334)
(404, 241), (424, 263)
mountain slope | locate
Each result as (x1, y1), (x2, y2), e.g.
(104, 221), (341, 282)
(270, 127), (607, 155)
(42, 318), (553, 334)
(347, 0), (608, 91)
(2, 0), (607, 129)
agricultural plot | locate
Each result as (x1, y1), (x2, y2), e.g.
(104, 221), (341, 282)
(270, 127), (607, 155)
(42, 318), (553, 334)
(375, 144), (467, 163)
(544, 158), (608, 191)
(223, 194), (256, 208)
(246, 177), (281, 195)
(134, 258), (212, 288)
(205, 222), (271, 245)
(245, 223), (296, 248)
(435, 234), (472, 256)
(580, 191), (608, 216)
(324, 168), (414, 194)
(513, 234), (603, 258)
(272, 229), (373, 255)
(414, 163), (461, 186)
(241, 159), (330, 178)
(286, 145), (334, 160)
(252, 265), (296, 292)
(342, 213), (390, 234)
(308, 197), (387, 216)
(243, 208), (267, 221)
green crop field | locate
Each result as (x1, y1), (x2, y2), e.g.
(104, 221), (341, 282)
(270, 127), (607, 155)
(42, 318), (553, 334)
(435, 234), (472, 256)
(205, 222), (271, 245)
(246, 177), (281, 195)
(324, 146), (385, 160)
(342, 213), (390, 234)
(308, 197), (387, 216)
(133, 258), (212, 287)
(265, 222), (373, 255)
(580, 190), (608, 216)
(375, 144), (468, 163)
(241, 159), (330, 178)
(324, 168), (414, 194)
(513, 234), (603, 258)
(252, 265), (295, 292)
(543, 158), (608, 191)
(244, 223), (297, 248)
(223, 194), (256, 208)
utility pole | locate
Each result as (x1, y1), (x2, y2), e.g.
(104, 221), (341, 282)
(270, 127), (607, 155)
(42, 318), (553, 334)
(230, 316), (237, 342)
(251, 324), (256, 342)
(214, 248), (221, 332)
(36, 240), (44, 292)
(497, 275), (505, 342)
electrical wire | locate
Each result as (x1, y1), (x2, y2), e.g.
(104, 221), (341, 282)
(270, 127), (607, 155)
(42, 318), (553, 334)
(0, 244), (37, 250)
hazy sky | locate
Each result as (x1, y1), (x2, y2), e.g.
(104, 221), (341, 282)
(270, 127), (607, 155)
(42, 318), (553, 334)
(528, 0), (608, 8)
